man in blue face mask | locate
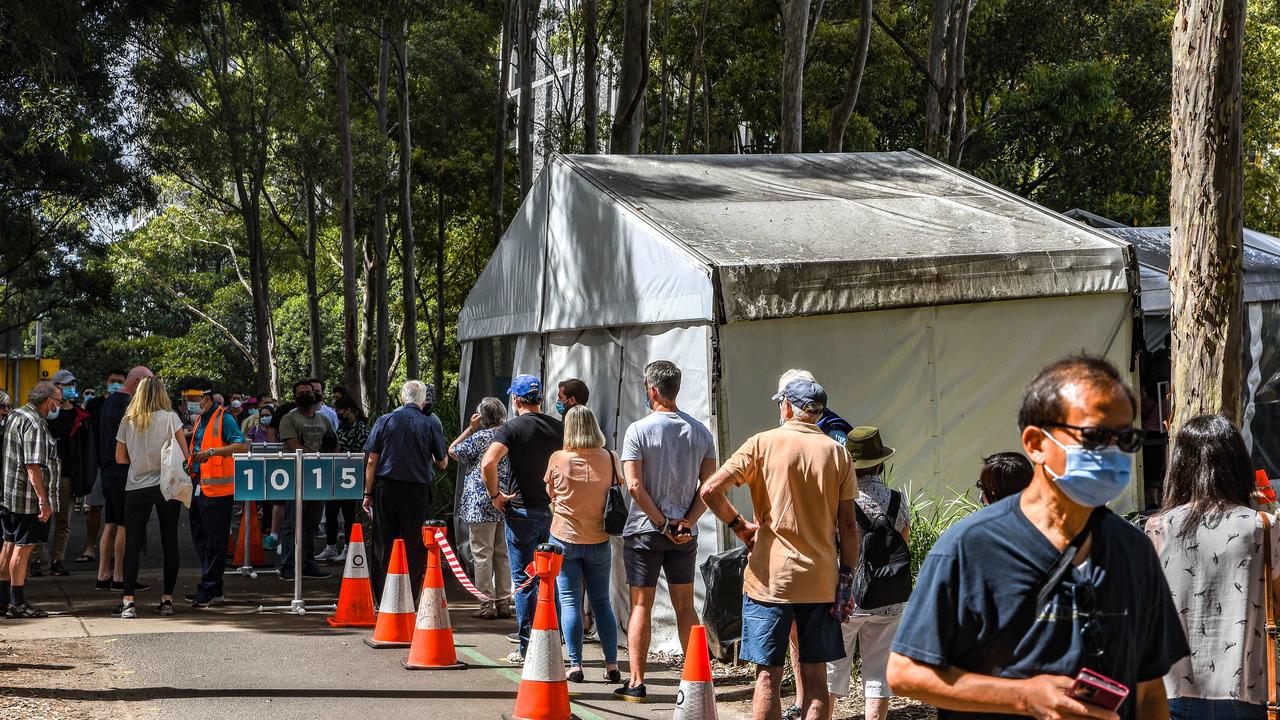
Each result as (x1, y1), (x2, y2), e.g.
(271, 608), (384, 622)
(888, 354), (1190, 720)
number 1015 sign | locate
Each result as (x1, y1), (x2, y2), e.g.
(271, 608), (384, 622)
(233, 455), (365, 501)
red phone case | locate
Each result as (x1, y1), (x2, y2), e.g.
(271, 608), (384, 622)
(1071, 668), (1130, 711)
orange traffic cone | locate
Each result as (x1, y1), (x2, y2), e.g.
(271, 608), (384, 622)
(510, 544), (570, 720)
(673, 625), (717, 720)
(363, 538), (415, 648)
(404, 520), (465, 669)
(327, 523), (376, 628)
(228, 502), (266, 566)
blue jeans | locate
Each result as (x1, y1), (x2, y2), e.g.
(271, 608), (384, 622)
(505, 507), (552, 655)
(1169, 698), (1265, 720)
(549, 535), (618, 666)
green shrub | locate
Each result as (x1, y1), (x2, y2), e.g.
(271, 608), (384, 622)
(882, 466), (982, 577)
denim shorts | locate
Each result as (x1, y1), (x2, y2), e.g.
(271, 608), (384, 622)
(740, 595), (845, 667)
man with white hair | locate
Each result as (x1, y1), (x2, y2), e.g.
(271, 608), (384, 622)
(362, 380), (448, 601)
(1, 381), (62, 617)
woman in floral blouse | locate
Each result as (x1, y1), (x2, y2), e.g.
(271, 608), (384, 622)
(449, 397), (512, 619)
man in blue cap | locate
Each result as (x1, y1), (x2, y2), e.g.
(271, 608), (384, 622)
(701, 377), (859, 720)
(482, 374), (564, 664)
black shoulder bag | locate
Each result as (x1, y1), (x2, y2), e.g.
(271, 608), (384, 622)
(603, 451), (629, 536)
(979, 507), (1106, 674)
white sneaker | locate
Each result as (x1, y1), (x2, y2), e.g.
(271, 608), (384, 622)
(314, 545), (339, 562)
(506, 651), (524, 665)
(334, 545), (348, 563)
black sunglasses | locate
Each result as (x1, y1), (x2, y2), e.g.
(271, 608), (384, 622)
(1042, 423), (1146, 453)
(1072, 580), (1105, 658)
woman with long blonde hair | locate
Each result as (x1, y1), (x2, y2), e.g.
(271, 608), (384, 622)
(544, 404), (621, 684)
(114, 376), (187, 618)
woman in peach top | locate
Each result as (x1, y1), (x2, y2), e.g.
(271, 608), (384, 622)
(544, 405), (622, 684)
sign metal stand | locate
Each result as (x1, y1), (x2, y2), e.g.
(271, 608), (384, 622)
(232, 447), (361, 616)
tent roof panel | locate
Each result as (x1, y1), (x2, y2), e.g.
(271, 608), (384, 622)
(1102, 226), (1280, 307)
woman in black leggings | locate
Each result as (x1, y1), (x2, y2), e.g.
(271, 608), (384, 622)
(114, 377), (188, 618)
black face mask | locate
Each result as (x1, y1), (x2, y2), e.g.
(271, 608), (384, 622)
(295, 393), (316, 409)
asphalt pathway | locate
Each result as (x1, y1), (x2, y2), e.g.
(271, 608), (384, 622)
(1, 504), (751, 720)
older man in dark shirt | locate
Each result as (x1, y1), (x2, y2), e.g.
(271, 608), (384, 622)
(361, 380), (447, 601)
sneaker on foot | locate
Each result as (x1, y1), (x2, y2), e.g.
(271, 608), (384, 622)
(613, 683), (647, 703)
(300, 566), (332, 580)
(473, 605), (498, 619)
(183, 593), (223, 604)
(506, 651), (524, 665)
(112, 581), (148, 592)
(507, 632), (520, 644)
(497, 604), (512, 619)
(263, 534), (279, 551)
(190, 596), (217, 608)
(48, 561), (70, 576)
(157, 600), (175, 616)
(334, 546), (348, 563)
(120, 602), (137, 619)
(314, 545), (339, 562)
(95, 579), (112, 591)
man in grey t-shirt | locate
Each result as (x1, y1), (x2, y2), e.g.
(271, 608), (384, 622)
(614, 360), (717, 702)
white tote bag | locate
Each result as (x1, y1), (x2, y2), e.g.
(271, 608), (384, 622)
(159, 434), (193, 507)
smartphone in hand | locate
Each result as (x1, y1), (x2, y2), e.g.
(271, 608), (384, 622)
(1071, 669), (1129, 711)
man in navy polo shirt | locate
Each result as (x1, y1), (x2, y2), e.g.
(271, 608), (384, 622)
(362, 380), (447, 602)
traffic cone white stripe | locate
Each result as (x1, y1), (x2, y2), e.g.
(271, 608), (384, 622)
(521, 628), (567, 682)
(674, 680), (718, 720)
(415, 586), (449, 630)
(379, 571), (414, 614)
(342, 541), (369, 580)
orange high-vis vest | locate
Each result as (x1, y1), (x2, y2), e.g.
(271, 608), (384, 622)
(190, 406), (234, 497)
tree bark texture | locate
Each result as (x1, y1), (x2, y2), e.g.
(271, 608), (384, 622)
(335, 23), (363, 406)
(304, 179), (323, 380)
(610, 0), (651, 154)
(435, 184), (447, 394)
(1169, 0), (1246, 431)
(399, 18), (420, 381)
(492, 0), (514, 243)
(518, 0), (539, 196)
(826, 0), (873, 152)
(925, 0), (948, 155)
(779, 0), (811, 153)
(372, 24), (391, 414)
(583, 0), (599, 153)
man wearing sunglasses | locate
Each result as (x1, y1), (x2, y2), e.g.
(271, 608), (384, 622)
(888, 355), (1189, 719)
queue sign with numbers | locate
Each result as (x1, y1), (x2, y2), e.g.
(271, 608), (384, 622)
(232, 454), (364, 502)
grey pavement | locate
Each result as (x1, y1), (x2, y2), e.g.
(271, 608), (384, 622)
(1, 503), (751, 720)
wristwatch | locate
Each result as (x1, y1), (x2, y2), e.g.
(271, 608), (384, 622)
(728, 514), (743, 529)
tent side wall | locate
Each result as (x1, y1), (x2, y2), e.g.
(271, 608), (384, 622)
(716, 291), (1140, 518)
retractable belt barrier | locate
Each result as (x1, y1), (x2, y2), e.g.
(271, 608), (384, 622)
(431, 529), (535, 603)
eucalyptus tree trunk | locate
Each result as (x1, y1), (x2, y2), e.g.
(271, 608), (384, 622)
(779, 0), (811, 153)
(399, 18), (420, 381)
(827, 0), (873, 152)
(491, 0), (514, 242)
(610, 0), (651, 154)
(583, 0), (599, 153)
(1168, 0), (1247, 432)
(335, 22), (363, 406)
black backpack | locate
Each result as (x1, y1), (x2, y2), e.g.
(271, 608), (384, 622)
(851, 490), (913, 610)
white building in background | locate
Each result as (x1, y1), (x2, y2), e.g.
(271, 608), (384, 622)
(504, 0), (616, 176)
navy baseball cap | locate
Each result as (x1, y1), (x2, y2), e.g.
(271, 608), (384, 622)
(507, 374), (542, 400)
(771, 378), (827, 413)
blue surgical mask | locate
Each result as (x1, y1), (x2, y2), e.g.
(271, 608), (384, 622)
(47, 406), (60, 421)
(107, 382), (123, 394)
(1041, 430), (1132, 507)
(555, 401), (567, 416)
(61, 387), (79, 402)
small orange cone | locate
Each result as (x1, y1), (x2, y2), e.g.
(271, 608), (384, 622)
(404, 521), (465, 669)
(510, 544), (571, 720)
(363, 538), (415, 648)
(327, 523), (376, 628)
(673, 625), (718, 720)
(228, 501), (266, 566)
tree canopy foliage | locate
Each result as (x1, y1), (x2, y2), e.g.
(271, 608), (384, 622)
(5, 0), (1279, 409)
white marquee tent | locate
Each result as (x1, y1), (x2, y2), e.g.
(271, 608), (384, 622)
(456, 151), (1138, 651)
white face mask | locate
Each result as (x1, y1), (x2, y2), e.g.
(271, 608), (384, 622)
(187, 401), (202, 416)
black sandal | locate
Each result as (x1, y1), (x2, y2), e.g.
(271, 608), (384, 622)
(783, 705), (802, 720)
(6, 603), (48, 619)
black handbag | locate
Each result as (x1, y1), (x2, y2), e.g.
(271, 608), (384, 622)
(603, 451), (628, 536)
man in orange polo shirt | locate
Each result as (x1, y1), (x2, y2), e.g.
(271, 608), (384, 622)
(185, 383), (247, 607)
(701, 378), (860, 720)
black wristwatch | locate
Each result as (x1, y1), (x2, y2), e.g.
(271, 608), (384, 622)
(728, 514), (743, 529)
